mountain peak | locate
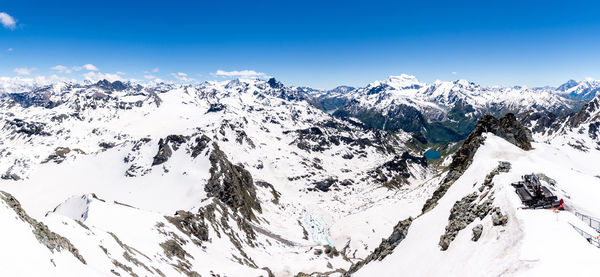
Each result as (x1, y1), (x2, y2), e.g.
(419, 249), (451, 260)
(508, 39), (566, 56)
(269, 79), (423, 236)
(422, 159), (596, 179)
(556, 78), (600, 101)
(365, 74), (423, 91)
(557, 79), (579, 91)
(267, 77), (284, 89)
(386, 74), (421, 86)
(328, 85), (355, 94)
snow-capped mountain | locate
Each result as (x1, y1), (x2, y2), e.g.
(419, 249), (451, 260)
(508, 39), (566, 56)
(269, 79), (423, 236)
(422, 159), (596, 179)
(526, 93), (600, 152)
(556, 78), (600, 101)
(307, 75), (593, 143)
(0, 76), (599, 276)
(0, 78), (434, 276)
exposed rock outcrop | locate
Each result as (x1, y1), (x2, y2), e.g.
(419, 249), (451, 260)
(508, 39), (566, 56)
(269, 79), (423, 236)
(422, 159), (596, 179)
(567, 95), (599, 128)
(165, 210), (210, 245)
(422, 114), (529, 213)
(0, 191), (87, 264)
(438, 162), (510, 250)
(152, 139), (173, 166)
(439, 193), (493, 250)
(190, 135), (211, 158)
(207, 103), (226, 113)
(152, 135), (189, 166)
(42, 147), (85, 164)
(492, 208), (508, 226)
(205, 143), (261, 221)
(369, 151), (427, 188)
(5, 118), (51, 136)
(344, 217), (412, 276)
(314, 177), (338, 192)
(472, 224), (483, 241)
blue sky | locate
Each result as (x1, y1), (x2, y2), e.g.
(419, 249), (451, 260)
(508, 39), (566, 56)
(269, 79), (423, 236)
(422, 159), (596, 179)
(1, 0), (600, 88)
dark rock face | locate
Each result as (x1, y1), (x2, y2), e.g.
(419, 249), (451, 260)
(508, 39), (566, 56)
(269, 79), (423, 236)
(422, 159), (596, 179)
(422, 114), (530, 213)
(568, 95), (599, 128)
(207, 103), (225, 113)
(7, 89), (62, 109)
(165, 210), (210, 244)
(523, 95), (599, 149)
(205, 143), (261, 221)
(344, 218), (412, 276)
(334, 104), (429, 134)
(369, 152), (427, 188)
(284, 120), (395, 155)
(479, 113), (533, 150)
(589, 122), (599, 140)
(0, 191), (87, 264)
(152, 135), (188, 165)
(94, 79), (128, 92)
(152, 139), (173, 166)
(99, 142), (115, 149)
(520, 111), (560, 135)
(340, 179), (354, 187)
(5, 118), (51, 136)
(332, 101), (476, 143)
(50, 114), (69, 123)
(323, 245), (340, 258)
(190, 135), (211, 158)
(314, 177), (338, 192)
(267, 78), (284, 89)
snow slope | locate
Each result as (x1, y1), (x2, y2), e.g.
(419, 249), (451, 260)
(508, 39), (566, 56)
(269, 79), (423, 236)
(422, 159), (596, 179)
(355, 134), (600, 277)
(0, 78), (433, 276)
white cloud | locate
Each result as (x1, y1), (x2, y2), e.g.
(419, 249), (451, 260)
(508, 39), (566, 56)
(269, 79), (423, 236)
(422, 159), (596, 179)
(170, 72), (195, 82)
(0, 12), (16, 30)
(152, 67), (159, 73)
(13, 67), (36, 75)
(84, 64), (99, 71)
(213, 69), (266, 78)
(7, 48), (13, 52)
(116, 71), (126, 75)
(452, 72), (457, 75)
(53, 64), (99, 73)
(83, 72), (122, 82)
(144, 75), (157, 79)
(51, 65), (72, 74)
(73, 64), (98, 71)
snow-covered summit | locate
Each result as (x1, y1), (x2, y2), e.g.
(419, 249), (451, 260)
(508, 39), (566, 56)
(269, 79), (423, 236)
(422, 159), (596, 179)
(556, 78), (600, 101)
(371, 74), (424, 90)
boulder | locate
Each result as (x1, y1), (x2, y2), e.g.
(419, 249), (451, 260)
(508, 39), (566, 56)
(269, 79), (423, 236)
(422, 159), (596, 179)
(492, 208), (508, 226)
(472, 224), (483, 241)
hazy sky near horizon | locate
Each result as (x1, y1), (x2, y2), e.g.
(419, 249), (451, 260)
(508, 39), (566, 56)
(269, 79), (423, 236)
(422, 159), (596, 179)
(1, 0), (600, 89)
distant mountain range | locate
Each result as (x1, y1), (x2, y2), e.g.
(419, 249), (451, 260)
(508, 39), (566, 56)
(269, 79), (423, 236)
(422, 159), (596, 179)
(2, 75), (597, 144)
